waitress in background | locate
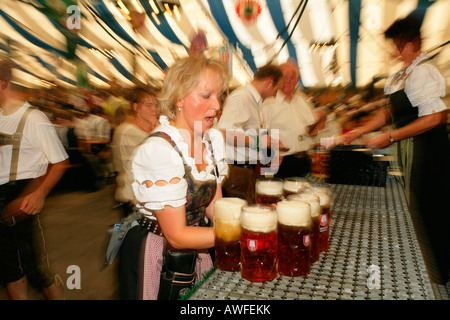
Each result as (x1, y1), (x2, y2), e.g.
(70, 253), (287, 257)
(344, 16), (449, 284)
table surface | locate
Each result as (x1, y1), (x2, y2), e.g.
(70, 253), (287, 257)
(188, 176), (436, 300)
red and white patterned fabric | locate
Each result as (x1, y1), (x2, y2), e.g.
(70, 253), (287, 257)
(141, 232), (213, 300)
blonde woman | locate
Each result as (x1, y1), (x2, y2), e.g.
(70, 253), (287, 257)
(124, 55), (229, 299)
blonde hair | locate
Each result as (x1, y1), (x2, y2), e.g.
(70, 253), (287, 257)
(159, 55), (229, 120)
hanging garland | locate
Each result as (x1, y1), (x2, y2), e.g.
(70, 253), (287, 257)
(235, 0), (262, 25)
(189, 29), (208, 55)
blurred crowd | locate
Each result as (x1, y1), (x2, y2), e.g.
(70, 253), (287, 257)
(15, 78), (401, 197)
(25, 82), (131, 193)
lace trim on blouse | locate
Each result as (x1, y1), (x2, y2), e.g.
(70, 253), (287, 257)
(132, 116), (228, 212)
(384, 52), (447, 117)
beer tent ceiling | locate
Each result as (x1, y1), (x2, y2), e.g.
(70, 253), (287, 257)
(0, 0), (448, 91)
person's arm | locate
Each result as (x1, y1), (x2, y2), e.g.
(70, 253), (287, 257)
(20, 158), (70, 215)
(155, 204), (215, 250)
(132, 134), (216, 250)
(368, 63), (448, 149)
(342, 107), (391, 144)
(217, 128), (289, 152)
(205, 183), (223, 221)
(368, 110), (447, 149)
(20, 109), (70, 215)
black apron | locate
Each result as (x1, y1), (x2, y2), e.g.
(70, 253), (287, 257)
(387, 66), (450, 284)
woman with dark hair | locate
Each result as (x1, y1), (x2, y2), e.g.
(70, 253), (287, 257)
(112, 85), (159, 217)
(344, 16), (449, 284)
(113, 86), (160, 300)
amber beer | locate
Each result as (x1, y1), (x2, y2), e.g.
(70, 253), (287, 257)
(214, 198), (247, 272)
(287, 193), (321, 263)
(276, 200), (312, 277)
(283, 177), (311, 197)
(307, 149), (331, 178)
(255, 178), (283, 205)
(318, 192), (330, 252)
(312, 190), (331, 252)
(307, 183), (333, 252)
(240, 205), (278, 282)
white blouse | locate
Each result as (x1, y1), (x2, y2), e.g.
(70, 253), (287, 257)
(131, 116), (228, 213)
(384, 52), (447, 117)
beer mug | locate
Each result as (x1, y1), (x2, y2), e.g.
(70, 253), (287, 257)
(214, 197), (247, 272)
(287, 192), (321, 263)
(240, 204), (278, 282)
(307, 148), (331, 178)
(306, 184), (332, 252)
(255, 178), (283, 205)
(276, 200), (312, 277)
(283, 177), (311, 197)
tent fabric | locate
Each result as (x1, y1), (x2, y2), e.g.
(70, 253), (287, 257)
(207, 0), (257, 72)
(0, 0), (448, 90)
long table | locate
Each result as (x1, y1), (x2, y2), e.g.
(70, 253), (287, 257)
(188, 176), (437, 300)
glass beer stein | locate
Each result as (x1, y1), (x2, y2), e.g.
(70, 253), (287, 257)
(276, 200), (312, 277)
(240, 204), (278, 282)
(283, 177), (311, 197)
(307, 148), (331, 178)
(214, 197), (247, 272)
(287, 192), (321, 263)
(255, 178), (284, 206)
(306, 184), (332, 252)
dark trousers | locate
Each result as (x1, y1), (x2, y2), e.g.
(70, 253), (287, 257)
(409, 129), (450, 284)
(0, 180), (54, 288)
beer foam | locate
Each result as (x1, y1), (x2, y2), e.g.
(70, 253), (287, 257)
(283, 178), (311, 193)
(312, 186), (331, 194)
(256, 180), (283, 195)
(241, 205), (277, 233)
(214, 197), (247, 221)
(314, 191), (331, 207)
(287, 193), (321, 217)
(276, 200), (311, 227)
(215, 220), (241, 241)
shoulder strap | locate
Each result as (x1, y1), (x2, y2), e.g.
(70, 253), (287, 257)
(148, 131), (188, 166)
(204, 132), (219, 178)
(9, 107), (33, 181)
(149, 131), (219, 178)
(149, 131), (176, 148)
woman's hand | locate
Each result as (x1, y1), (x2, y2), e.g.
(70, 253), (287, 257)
(341, 129), (363, 145)
(368, 132), (392, 149)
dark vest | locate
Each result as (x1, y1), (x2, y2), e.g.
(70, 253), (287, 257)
(148, 131), (217, 227)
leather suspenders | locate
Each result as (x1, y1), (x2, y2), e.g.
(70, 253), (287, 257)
(0, 107), (33, 182)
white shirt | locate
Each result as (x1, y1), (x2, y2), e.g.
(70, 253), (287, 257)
(216, 83), (262, 162)
(73, 114), (111, 141)
(262, 90), (317, 156)
(384, 52), (447, 117)
(0, 102), (68, 185)
(131, 116), (228, 215)
(112, 122), (149, 203)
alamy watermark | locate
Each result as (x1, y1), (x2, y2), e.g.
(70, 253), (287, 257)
(366, 264), (381, 289)
(66, 265), (81, 290)
(173, 124), (282, 176)
(66, 5), (81, 30)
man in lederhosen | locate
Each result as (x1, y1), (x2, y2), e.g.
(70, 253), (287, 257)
(0, 60), (69, 299)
